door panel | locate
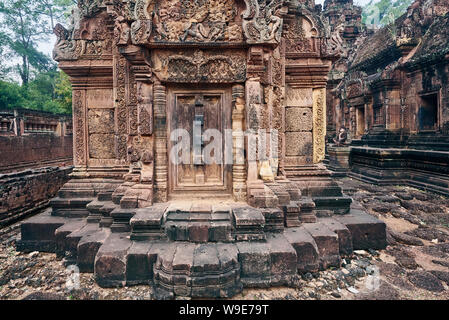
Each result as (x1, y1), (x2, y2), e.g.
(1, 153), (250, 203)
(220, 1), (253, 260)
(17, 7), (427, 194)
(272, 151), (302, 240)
(168, 88), (231, 195)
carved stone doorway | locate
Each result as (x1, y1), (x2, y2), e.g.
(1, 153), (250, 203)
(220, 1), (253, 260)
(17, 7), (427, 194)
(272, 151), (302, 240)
(167, 87), (232, 199)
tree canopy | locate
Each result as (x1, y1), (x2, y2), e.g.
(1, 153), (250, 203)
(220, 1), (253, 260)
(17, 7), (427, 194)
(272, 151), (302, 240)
(0, 0), (74, 114)
(362, 0), (414, 26)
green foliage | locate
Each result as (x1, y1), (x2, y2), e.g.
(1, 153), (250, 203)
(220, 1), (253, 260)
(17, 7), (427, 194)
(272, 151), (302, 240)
(0, 0), (73, 115)
(0, 71), (72, 114)
(54, 71), (72, 114)
(0, 80), (25, 109)
(363, 0), (413, 26)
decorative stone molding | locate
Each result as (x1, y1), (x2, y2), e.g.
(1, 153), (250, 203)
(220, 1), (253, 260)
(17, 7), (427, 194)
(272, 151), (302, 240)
(154, 50), (246, 83)
(73, 90), (87, 167)
(313, 88), (326, 163)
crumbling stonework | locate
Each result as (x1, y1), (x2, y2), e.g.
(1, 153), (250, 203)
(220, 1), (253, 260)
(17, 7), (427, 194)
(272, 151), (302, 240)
(0, 109), (73, 228)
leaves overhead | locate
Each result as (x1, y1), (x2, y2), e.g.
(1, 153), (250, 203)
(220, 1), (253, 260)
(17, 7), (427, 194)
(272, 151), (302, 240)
(0, 0), (75, 114)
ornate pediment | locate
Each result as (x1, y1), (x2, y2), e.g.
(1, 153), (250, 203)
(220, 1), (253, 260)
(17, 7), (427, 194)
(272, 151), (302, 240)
(132, 0), (244, 43)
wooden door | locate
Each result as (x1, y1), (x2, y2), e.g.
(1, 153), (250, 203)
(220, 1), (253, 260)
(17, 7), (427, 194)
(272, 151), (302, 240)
(168, 88), (232, 196)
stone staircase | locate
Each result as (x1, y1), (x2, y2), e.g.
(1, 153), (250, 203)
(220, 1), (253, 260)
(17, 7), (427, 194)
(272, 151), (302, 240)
(17, 178), (387, 299)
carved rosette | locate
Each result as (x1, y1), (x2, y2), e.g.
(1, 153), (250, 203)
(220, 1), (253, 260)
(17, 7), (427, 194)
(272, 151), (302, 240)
(313, 88), (326, 163)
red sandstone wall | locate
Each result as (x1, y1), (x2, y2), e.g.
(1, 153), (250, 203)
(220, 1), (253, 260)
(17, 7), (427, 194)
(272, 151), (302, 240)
(0, 135), (73, 173)
(0, 166), (73, 227)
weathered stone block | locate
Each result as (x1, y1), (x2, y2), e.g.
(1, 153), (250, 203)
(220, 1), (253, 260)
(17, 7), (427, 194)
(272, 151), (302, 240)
(333, 209), (387, 250)
(284, 227), (319, 273)
(126, 241), (152, 285)
(77, 228), (110, 273)
(321, 218), (353, 255)
(303, 222), (341, 269)
(89, 134), (115, 159)
(285, 107), (313, 132)
(237, 242), (270, 281)
(285, 132), (313, 156)
(266, 233), (297, 282)
(94, 233), (131, 287)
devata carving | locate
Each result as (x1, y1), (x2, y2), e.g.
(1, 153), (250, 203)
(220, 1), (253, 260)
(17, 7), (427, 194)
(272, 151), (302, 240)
(156, 50), (246, 82)
(242, 0), (283, 43)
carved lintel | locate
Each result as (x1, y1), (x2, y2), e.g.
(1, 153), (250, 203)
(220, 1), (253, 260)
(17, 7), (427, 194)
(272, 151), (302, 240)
(155, 49), (246, 83)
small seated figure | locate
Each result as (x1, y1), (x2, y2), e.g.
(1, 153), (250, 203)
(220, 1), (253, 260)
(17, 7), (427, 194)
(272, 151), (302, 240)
(333, 127), (348, 146)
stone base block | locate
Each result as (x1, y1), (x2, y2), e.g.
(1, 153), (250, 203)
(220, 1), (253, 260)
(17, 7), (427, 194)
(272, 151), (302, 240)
(94, 233), (132, 287)
(333, 209), (387, 250)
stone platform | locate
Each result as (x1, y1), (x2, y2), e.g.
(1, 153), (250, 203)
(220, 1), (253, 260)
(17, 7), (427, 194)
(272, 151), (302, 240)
(17, 195), (386, 298)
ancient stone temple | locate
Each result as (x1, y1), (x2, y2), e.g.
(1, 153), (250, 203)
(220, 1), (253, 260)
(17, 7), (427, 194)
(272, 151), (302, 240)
(327, 0), (449, 197)
(18, 0), (386, 298)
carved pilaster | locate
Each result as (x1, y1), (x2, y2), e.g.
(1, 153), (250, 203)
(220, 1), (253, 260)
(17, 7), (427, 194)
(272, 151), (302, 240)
(115, 55), (129, 161)
(153, 84), (168, 202)
(72, 90), (88, 175)
(232, 85), (247, 201)
(313, 88), (326, 163)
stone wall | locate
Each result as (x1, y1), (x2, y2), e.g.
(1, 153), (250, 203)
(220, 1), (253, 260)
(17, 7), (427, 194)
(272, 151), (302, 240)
(0, 108), (73, 173)
(0, 166), (73, 227)
(0, 135), (73, 173)
(0, 108), (74, 227)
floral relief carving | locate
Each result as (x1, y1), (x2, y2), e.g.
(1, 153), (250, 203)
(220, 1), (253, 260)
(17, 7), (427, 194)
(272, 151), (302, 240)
(157, 50), (246, 82)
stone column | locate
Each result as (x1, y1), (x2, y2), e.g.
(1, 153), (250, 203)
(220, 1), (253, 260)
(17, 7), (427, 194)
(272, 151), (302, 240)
(232, 84), (247, 201)
(153, 84), (168, 202)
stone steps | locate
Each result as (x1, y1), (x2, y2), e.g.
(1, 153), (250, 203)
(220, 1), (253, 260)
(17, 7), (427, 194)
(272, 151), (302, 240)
(17, 206), (387, 299)
(50, 197), (95, 217)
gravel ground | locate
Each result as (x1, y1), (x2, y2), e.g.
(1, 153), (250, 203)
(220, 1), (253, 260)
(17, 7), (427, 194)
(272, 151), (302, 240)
(1, 178), (449, 300)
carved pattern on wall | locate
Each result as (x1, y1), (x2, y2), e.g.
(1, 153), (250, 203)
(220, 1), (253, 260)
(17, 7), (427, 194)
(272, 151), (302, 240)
(242, 0), (283, 43)
(346, 81), (363, 98)
(313, 88), (326, 163)
(73, 90), (86, 166)
(128, 70), (139, 136)
(131, 19), (152, 44)
(283, 18), (313, 53)
(116, 55), (128, 160)
(150, 0), (241, 43)
(53, 24), (83, 61)
(156, 50), (246, 83)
